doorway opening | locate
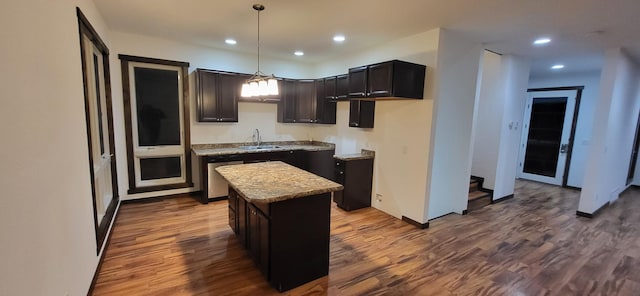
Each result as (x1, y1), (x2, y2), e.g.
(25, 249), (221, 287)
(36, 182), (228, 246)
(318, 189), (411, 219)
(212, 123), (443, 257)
(518, 86), (583, 187)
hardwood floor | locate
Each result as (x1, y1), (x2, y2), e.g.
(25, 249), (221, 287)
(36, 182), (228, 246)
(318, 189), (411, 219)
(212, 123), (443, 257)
(92, 180), (640, 295)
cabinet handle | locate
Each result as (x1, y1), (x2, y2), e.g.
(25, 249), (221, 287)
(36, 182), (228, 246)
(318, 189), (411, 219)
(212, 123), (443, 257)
(339, 171), (344, 175)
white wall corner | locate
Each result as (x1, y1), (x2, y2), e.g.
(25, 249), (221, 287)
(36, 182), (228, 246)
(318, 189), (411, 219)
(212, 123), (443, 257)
(425, 29), (484, 220)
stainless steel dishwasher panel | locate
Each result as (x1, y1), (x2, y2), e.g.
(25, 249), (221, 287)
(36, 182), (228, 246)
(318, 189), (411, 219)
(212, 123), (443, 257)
(208, 161), (243, 199)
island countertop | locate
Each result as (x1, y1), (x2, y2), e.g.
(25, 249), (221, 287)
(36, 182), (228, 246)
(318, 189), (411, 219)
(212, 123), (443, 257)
(215, 161), (343, 204)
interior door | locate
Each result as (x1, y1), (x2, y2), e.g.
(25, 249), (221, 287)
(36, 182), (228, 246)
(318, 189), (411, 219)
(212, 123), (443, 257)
(518, 90), (577, 185)
(83, 36), (114, 223)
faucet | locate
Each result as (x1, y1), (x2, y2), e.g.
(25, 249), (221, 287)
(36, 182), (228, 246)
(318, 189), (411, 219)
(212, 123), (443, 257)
(252, 129), (262, 146)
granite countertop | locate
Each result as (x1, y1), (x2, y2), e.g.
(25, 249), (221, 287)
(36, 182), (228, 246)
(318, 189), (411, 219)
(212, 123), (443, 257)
(215, 161), (343, 204)
(334, 149), (375, 161)
(191, 141), (334, 157)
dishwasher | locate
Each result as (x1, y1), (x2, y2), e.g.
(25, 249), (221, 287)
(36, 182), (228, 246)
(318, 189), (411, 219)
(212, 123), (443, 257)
(208, 161), (243, 199)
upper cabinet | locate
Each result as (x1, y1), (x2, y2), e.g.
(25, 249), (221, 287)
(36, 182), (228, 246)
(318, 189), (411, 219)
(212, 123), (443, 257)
(195, 69), (243, 122)
(277, 79), (336, 124)
(323, 74), (349, 101)
(348, 60), (426, 100)
(336, 74), (349, 100)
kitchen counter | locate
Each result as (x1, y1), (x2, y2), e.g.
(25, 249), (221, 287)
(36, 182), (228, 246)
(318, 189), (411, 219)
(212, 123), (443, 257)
(191, 140), (334, 157)
(333, 149), (375, 161)
(192, 141), (336, 204)
(219, 161), (340, 292)
(215, 161), (343, 204)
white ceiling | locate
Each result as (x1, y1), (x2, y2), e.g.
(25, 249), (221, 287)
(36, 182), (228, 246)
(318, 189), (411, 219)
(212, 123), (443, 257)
(94, 0), (640, 76)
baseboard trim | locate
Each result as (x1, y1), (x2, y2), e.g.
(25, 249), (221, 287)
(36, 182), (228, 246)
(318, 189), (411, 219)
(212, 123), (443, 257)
(576, 202), (610, 219)
(87, 202), (121, 296)
(492, 194), (514, 204)
(401, 216), (430, 229)
(564, 185), (582, 191)
(122, 192), (194, 204)
(208, 196), (229, 202)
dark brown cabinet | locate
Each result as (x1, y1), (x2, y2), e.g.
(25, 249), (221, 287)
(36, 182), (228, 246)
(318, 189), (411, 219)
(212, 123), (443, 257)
(278, 79), (297, 123)
(277, 79), (336, 124)
(228, 187), (331, 292)
(242, 150), (301, 168)
(247, 203), (270, 277)
(295, 80), (316, 123)
(195, 69), (242, 122)
(300, 149), (335, 180)
(323, 76), (337, 100)
(314, 79), (337, 124)
(349, 100), (375, 128)
(333, 156), (374, 211)
(348, 60), (426, 99)
(336, 74), (349, 100)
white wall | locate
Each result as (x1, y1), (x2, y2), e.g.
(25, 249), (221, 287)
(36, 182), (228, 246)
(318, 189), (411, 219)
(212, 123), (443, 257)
(579, 48), (640, 214)
(0, 1), (112, 295)
(425, 30), (483, 220)
(494, 56), (530, 199)
(312, 29), (440, 221)
(471, 53), (530, 199)
(108, 32), (317, 200)
(528, 70), (602, 187)
(471, 51), (504, 190)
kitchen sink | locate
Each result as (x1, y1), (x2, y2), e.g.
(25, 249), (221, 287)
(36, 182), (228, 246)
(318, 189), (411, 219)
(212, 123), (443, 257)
(239, 145), (281, 150)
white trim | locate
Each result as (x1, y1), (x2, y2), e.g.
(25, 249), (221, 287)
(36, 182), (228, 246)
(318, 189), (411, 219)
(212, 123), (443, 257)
(127, 62), (187, 187)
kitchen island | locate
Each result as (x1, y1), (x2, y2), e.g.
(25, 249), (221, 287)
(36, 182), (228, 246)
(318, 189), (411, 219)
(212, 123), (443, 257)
(216, 161), (343, 292)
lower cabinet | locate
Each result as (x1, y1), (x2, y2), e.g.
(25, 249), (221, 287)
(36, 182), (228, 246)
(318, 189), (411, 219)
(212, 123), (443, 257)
(228, 188), (331, 292)
(247, 204), (270, 277)
(333, 157), (374, 211)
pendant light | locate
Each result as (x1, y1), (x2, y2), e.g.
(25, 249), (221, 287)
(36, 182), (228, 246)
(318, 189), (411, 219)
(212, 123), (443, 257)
(241, 4), (279, 97)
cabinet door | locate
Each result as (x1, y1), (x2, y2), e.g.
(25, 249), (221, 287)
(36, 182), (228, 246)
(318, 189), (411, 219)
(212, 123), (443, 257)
(196, 70), (219, 122)
(295, 80), (316, 123)
(237, 196), (247, 247)
(277, 79), (297, 123)
(248, 204), (270, 277)
(303, 150), (335, 180)
(349, 100), (375, 128)
(314, 79), (327, 123)
(216, 72), (240, 122)
(348, 66), (367, 98)
(336, 74), (349, 100)
(324, 77), (337, 100)
(368, 62), (393, 97)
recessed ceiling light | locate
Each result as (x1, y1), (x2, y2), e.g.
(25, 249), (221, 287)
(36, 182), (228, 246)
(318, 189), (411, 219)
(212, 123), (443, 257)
(333, 35), (346, 42)
(533, 38), (551, 45)
(225, 39), (237, 45)
(294, 51), (304, 56)
(551, 64), (564, 70)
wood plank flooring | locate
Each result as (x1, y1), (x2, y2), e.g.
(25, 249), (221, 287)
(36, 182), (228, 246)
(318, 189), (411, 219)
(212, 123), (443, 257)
(92, 180), (640, 295)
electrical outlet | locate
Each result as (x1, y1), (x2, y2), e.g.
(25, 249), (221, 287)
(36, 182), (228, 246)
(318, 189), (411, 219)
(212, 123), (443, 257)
(376, 193), (382, 202)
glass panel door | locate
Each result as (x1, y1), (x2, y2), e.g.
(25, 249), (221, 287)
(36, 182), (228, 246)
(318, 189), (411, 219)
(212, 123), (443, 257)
(518, 90), (577, 185)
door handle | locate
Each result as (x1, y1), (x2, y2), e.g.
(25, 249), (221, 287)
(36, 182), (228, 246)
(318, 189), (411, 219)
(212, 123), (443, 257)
(560, 144), (569, 153)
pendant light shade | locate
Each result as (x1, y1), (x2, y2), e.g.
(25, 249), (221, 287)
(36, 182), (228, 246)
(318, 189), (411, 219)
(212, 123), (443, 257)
(241, 4), (279, 98)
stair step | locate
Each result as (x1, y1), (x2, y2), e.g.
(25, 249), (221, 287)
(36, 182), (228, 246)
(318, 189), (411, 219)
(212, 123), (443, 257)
(469, 180), (479, 192)
(468, 190), (490, 201)
(467, 194), (492, 211)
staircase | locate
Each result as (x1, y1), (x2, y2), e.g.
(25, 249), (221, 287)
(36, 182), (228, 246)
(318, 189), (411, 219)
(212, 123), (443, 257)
(468, 177), (491, 212)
